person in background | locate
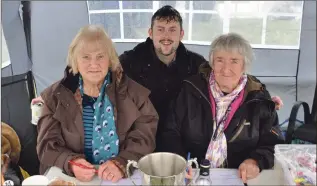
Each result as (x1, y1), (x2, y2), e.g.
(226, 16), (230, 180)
(119, 5), (208, 151)
(36, 25), (158, 183)
(160, 33), (285, 183)
(32, 6), (283, 152)
(272, 96), (283, 110)
(1, 122), (30, 185)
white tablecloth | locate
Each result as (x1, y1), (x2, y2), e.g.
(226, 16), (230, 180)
(44, 166), (284, 185)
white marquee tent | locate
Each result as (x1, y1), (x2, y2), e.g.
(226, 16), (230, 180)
(1, 1), (316, 176)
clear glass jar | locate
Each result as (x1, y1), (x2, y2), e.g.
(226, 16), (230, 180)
(194, 159), (212, 185)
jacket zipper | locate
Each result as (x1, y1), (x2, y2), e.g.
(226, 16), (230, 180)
(183, 80), (266, 143)
(228, 119), (246, 143)
(228, 99), (270, 142)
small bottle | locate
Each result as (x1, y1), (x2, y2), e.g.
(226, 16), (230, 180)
(194, 159), (212, 185)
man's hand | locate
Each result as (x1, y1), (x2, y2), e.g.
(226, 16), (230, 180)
(238, 159), (260, 183)
(31, 96), (44, 105)
(271, 96), (283, 110)
(185, 166), (193, 179)
(98, 160), (123, 183)
(70, 158), (95, 182)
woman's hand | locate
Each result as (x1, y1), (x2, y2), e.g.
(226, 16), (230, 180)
(271, 96), (283, 110)
(238, 159), (260, 183)
(98, 160), (123, 183)
(70, 158), (95, 182)
(31, 96), (44, 105)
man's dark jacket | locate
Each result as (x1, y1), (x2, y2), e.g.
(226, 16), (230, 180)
(119, 37), (207, 150)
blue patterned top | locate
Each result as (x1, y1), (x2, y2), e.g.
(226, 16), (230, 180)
(82, 94), (96, 163)
(79, 73), (119, 165)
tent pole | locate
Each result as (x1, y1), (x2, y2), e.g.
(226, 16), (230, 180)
(21, 1), (32, 61)
(22, 1), (37, 101)
(312, 84), (317, 124)
(27, 71), (35, 102)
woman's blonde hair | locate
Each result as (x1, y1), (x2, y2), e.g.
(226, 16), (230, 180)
(67, 24), (120, 75)
(209, 33), (254, 73)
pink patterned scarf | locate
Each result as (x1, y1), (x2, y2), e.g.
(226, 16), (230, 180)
(205, 71), (247, 168)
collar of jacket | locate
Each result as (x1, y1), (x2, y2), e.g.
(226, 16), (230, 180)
(198, 62), (275, 109)
(60, 64), (127, 105)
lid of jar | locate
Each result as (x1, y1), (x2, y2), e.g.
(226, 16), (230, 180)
(200, 159), (210, 168)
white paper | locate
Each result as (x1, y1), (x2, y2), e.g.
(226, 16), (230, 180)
(101, 169), (244, 186)
(209, 169), (244, 185)
(101, 170), (142, 185)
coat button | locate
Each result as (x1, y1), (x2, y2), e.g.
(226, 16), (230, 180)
(66, 103), (69, 107)
(57, 92), (60, 95)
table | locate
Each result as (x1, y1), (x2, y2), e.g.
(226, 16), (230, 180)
(45, 166), (284, 185)
(45, 166), (102, 185)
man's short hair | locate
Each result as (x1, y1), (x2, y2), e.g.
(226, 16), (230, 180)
(151, 5), (183, 30)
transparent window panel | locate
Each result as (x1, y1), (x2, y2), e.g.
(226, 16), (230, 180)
(89, 13), (121, 39)
(265, 16), (301, 46)
(229, 17), (263, 44)
(159, 1), (189, 10)
(122, 1), (152, 9)
(193, 1), (224, 11)
(87, 1), (119, 10)
(123, 12), (152, 39)
(192, 14), (223, 42)
(266, 1), (303, 14)
(181, 13), (189, 40)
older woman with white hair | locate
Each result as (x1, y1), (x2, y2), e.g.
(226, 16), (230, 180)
(36, 25), (158, 182)
(161, 33), (284, 183)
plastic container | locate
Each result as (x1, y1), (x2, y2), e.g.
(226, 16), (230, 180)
(31, 102), (43, 125)
(22, 175), (49, 186)
(274, 144), (316, 186)
(48, 177), (76, 186)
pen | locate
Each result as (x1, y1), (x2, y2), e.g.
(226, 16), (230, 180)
(244, 183), (248, 186)
(68, 160), (98, 173)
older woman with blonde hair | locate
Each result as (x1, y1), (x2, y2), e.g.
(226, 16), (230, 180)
(36, 25), (158, 182)
(161, 33), (284, 183)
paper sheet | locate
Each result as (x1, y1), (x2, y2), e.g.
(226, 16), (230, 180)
(208, 169), (244, 185)
(101, 170), (142, 185)
(101, 169), (244, 185)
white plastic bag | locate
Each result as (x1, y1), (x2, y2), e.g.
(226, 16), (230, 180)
(274, 145), (316, 186)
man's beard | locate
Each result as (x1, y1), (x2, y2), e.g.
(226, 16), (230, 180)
(157, 43), (178, 56)
(157, 47), (176, 56)
(156, 39), (178, 56)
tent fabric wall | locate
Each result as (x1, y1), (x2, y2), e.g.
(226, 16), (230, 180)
(27, 1), (315, 124)
(2, 65), (14, 77)
(2, 1), (31, 77)
(30, 1), (89, 95)
(297, 0), (316, 107)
